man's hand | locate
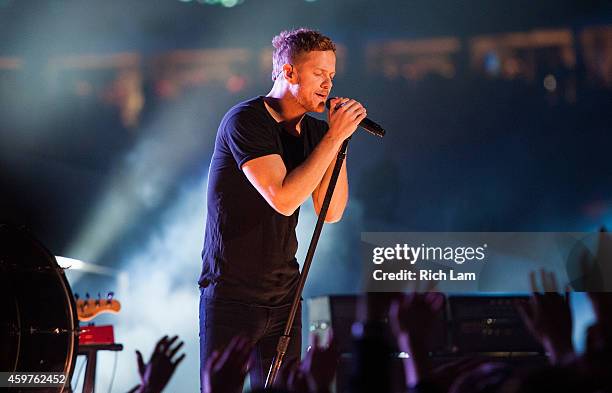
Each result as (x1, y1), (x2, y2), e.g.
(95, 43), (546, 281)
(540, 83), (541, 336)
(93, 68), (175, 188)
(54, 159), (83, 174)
(327, 97), (367, 141)
(310, 96), (364, 222)
(135, 335), (186, 393)
(516, 270), (574, 365)
(202, 336), (252, 393)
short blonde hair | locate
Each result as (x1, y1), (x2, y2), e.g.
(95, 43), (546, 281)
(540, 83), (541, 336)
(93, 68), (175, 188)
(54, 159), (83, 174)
(271, 28), (336, 81)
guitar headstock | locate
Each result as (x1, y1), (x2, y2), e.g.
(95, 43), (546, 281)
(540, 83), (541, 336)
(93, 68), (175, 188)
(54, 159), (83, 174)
(75, 292), (121, 322)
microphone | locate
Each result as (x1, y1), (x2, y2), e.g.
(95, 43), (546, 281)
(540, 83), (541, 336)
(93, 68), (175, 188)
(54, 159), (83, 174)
(326, 98), (385, 138)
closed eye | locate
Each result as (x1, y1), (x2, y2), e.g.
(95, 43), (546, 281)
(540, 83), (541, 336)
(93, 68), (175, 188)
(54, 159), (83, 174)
(316, 72), (334, 81)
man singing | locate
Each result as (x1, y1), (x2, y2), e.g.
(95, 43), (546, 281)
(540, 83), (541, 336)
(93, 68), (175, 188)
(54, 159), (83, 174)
(198, 28), (366, 390)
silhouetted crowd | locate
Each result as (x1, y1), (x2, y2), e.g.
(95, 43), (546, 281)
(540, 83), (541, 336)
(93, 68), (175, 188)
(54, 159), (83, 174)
(129, 229), (611, 393)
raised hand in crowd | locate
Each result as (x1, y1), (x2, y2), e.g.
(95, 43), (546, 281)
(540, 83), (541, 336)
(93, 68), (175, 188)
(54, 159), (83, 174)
(299, 331), (339, 393)
(585, 228), (612, 340)
(388, 292), (444, 390)
(434, 357), (490, 393)
(269, 357), (305, 393)
(278, 358), (311, 393)
(448, 362), (516, 393)
(133, 335), (186, 393)
(268, 332), (338, 393)
(580, 227), (612, 393)
(202, 335), (252, 393)
(516, 270), (574, 365)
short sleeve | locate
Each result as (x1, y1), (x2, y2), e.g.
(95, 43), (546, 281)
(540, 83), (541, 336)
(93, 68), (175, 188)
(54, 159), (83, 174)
(222, 109), (280, 170)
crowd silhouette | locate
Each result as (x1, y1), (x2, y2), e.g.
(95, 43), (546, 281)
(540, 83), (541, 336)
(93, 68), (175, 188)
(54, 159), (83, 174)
(131, 229), (611, 392)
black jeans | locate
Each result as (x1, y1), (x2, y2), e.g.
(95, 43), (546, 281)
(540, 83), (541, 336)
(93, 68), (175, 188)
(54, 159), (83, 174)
(199, 291), (302, 391)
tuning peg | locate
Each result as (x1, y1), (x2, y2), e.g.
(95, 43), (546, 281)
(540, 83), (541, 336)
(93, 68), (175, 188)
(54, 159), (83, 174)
(97, 292), (101, 299)
(107, 291), (114, 300)
(85, 293), (90, 300)
(75, 293), (80, 300)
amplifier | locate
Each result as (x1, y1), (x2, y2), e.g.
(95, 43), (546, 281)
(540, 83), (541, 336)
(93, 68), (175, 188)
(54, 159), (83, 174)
(307, 294), (447, 354)
(307, 294), (542, 355)
(448, 296), (542, 353)
(307, 294), (544, 393)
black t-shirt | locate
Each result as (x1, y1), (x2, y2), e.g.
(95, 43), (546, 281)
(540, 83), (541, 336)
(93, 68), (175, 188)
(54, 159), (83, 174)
(199, 96), (329, 306)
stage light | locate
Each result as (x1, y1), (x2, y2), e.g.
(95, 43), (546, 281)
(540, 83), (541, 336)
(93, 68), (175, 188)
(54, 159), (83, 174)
(220, 0), (239, 7)
(56, 256), (118, 276)
(56, 256), (84, 270)
(191, 0), (244, 5)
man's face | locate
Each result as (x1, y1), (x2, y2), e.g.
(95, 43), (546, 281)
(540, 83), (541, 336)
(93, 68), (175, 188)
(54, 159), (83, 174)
(289, 50), (336, 113)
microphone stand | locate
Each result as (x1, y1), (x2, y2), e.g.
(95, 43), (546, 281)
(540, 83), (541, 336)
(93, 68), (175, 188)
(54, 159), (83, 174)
(265, 138), (351, 388)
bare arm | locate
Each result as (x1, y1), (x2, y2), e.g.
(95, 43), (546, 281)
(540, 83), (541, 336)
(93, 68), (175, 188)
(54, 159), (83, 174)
(312, 150), (348, 223)
(242, 98), (365, 218)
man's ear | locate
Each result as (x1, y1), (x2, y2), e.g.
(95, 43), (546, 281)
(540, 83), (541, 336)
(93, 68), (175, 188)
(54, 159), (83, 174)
(282, 64), (294, 81)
